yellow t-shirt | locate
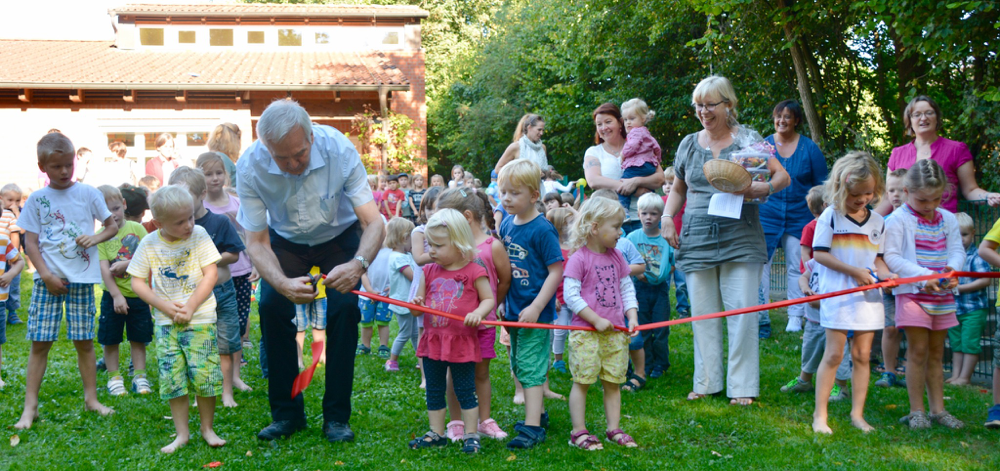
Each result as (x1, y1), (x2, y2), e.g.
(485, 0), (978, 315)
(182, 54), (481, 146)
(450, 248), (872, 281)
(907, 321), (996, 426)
(98, 220), (148, 298)
(983, 218), (1000, 306)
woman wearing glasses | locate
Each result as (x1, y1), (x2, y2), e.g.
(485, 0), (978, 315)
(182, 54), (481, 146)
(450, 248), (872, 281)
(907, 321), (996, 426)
(878, 95), (1000, 214)
(660, 75), (789, 406)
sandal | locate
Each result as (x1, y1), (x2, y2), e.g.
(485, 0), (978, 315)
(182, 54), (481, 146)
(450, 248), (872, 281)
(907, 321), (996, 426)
(875, 363), (886, 373)
(621, 374), (646, 393)
(506, 424), (546, 450)
(900, 411), (931, 430)
(568, 429), (602, 451)
(930, 411), (965, 430)
(687, 391), (707, 401)
(409, 431), (448, 449)
(605, 429), (638, 448)
(730, 397), (755, 406)
(356, 344), (371, 355)
(461, 434), (482, 454)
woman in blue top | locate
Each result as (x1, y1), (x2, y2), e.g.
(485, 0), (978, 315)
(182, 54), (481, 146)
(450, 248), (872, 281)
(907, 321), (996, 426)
(758, 100), (828, 337)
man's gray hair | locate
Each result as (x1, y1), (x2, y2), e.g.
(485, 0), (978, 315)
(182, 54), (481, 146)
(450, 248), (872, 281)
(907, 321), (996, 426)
(256, 99), (313, 149)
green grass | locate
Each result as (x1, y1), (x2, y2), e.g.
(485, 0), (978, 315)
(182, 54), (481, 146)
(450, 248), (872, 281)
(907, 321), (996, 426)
(2, 277), (999, 470)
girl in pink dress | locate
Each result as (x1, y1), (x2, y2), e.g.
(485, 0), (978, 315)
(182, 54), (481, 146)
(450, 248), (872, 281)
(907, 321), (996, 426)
(409, 208), (495, 453)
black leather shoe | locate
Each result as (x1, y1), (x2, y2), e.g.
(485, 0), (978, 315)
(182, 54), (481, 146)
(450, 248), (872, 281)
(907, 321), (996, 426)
(323, 421), (355, 443)
(257, 418), (307, 440)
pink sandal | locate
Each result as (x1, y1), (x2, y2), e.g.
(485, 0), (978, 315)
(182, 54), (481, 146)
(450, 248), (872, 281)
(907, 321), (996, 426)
(568, 429), (602, 451)
(605, 429), (638, 448)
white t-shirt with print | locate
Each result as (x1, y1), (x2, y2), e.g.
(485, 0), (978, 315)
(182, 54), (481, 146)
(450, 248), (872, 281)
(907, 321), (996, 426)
(18, 183), (112, 284)
(127, 226), (222, 325)
(812, 207), (885, 331)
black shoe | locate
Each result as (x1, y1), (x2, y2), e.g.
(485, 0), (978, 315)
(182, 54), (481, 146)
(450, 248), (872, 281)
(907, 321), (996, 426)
(514, 411), (549, 430)
(323, 421), (355, 443)
(257, 418), (308, 440)
(7, 313), (22, 325)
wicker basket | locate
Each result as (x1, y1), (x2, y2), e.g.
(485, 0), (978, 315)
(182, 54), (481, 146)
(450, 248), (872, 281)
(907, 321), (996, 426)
(703, 159), (752, 193)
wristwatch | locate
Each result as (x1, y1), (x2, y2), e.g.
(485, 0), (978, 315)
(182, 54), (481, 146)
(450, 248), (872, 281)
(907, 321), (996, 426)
(354, 255), (369, 270)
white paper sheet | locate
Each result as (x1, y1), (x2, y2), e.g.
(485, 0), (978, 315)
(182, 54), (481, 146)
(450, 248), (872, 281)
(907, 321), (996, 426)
(708, 192), (743, 219)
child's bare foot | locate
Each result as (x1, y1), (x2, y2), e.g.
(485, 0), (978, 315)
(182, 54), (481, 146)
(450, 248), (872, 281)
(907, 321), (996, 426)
(85, 400), (115, 416)
(319, 353), (327, 365)
(161, 436), (189, 454)
(812, 418), (833, 434)
(850, 417), (874, 433)
(543, 388), (565, 400)
(513, 392), (525, 405)
(222, 394), (238, 408)
(14, 409), (39, 430)
(298, 361), (305, 370)
(944, 376), (954, 384)
(419, 379), (426, 389)
(234, 378), (253, 392)
(948, 378), (970, 386)
(201, 428), (226, 448)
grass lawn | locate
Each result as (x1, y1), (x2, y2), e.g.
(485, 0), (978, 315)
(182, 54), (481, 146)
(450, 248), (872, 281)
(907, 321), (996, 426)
(1, 277), (999, 470)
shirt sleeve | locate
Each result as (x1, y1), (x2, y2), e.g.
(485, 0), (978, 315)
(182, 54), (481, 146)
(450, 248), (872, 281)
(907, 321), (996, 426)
(195, 229), (223, 268)
(89, 187), (113, 224)
(800, 222), (816, 248)
(812, 208), (834, 252)
(340, 139), (375, 209)
(98, 234), (114, 261)
(808, 141), (828, 186)
(235, 151), (269, 233)
(617, 238), (644, 265)
(985, 218), (1000, 245)
(540, 223), (565, 266)
(619, 275), (638, 312)
(8, 213), (20, 233)
(126, 239), (151, 279)
(17, 196), (40, 234)
(563, 277), (588, 315)
(215, 216), (246, 254)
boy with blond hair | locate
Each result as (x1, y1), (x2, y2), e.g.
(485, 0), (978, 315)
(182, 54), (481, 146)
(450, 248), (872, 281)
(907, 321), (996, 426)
(497, 159), (564, 449)
(1, 183), (25, 325)
(15, 132), (119, 429)
(946, 212), (991, 386)
(169, 167), (248, 408)
(128, 185), (224, 452)
(96, 185), (152, 396)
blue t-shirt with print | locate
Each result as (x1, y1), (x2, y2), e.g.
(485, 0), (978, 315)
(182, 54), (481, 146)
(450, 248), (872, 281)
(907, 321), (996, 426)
(625, 229), (674, 286)
(499, 212), (563, 323)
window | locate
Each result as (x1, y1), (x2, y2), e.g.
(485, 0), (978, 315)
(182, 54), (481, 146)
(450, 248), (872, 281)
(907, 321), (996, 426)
(186, 132), (207, 147)
(178, 31), (196, 44)
(139, 28), (164, 46)
(144, 133), (176, 151)
(316, 32), (330, 45)
(106, 133), (135, 148)
(382, 32), (400, 45)
(247, 31), (264, 44)
(278, 29), (302, 46)
(209, 29), (233, 46)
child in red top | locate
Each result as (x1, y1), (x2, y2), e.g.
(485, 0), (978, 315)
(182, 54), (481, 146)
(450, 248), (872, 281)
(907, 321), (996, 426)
(409, 208), (495, 454)
(798, 185), (826, 272)
(381, 174), (405, 220)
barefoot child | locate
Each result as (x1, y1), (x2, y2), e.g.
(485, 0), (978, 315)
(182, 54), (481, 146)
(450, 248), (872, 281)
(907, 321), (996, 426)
(946, 212), (990, 386)
(885, 159), (966, 430)
(408, 208), (495, 453)
(170, 167), (246, 408)
(498, 159), (564, 449)
(811, 151), (888, 434)
(128, 185), (225, 453)
(564, 197), (640, 450)
(437, 188), (512, 440)
(15, 132), (119, 429)
(0, 234), (25, 389)
(96, 185), (153, 396)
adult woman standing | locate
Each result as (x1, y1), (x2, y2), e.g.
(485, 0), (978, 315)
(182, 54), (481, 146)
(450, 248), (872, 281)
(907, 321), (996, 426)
(877, 95), (1000, 214)
(660, 76), (790, 406)
(494, 114), (547, 175)
(758, 100), (829, 336)
(208, 122), (242, 188)
(582, 103), (665, 233)
(145, 133), (180, 185)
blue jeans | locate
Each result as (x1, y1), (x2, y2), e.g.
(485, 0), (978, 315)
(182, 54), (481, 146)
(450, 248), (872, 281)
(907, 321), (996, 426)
(672, 269), (689, 314)
(629, 281), (671, 372)
(619, 162), (657, 217)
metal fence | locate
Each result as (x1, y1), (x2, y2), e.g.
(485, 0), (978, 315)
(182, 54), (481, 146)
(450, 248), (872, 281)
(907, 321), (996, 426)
(767, 200), (999, 383)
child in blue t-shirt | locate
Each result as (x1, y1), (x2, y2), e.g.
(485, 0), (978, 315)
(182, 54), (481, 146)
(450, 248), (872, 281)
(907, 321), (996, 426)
(497, 160), (564, 450)
(623, 193), (674, 391)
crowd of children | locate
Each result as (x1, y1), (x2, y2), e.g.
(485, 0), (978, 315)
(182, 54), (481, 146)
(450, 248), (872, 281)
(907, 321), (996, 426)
(6, 121), (1000, 457)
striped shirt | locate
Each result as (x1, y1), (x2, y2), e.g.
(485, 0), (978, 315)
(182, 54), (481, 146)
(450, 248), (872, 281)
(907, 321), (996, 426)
(0, 239), (20, 302)
(906, 204), (955, 315)
(0, 208), (20, 240)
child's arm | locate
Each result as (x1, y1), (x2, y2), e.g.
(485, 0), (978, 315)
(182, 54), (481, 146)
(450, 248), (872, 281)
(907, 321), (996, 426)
(176, 263), (218, 324)
(517, 261), (563, 324)
(563, 277), (612, 331)
(465, 276), (495, 327)
(76, 216), (118, 249)
(958, 276), (991, 294)
(800, 246), (812, 264)
(0, 255), (24, 288)
(361, 272), (374, 293)
(409, 273), (425, 317)
(25, 231), (68, 295)
(492, 239), (511, 304)
(100, 259), (128, 314)
(394, 198), (401, 218)
(412, 231), (431, 266)
(813, 251), (876, 287)
(218, 251), (239, 268)
(130, 276), (180, 321)
(401, 266), (414, 282)
(979, 240), (1000, 267)
(799, 266), (821, 308)
(407, 194), (418, 215)
(619, 275), (639, 336)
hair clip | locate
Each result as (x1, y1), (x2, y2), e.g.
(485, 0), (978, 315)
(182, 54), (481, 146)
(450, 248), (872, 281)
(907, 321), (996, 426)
(460, 189), (467, 198)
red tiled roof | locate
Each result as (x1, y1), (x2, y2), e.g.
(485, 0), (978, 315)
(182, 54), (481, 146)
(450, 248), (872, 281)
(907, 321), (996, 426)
(0, 40), (410, 90)
(110, 3), (429, 19)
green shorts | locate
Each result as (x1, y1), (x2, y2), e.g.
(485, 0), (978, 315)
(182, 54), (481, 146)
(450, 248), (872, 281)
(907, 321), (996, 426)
(156, 323), (223, 400)
(948, 309), (987, 355)
(509, 325), (551, 389)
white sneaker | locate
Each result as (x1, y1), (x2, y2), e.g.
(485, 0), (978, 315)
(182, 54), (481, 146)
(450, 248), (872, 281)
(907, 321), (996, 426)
(785, 317), (803, 332)
(131, 375), (153, 394)
(108, 376), (128, 396)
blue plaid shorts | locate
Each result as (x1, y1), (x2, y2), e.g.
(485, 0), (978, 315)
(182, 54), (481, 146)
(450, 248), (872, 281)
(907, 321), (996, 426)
(294, 297), (328, 331)
(26, 280), (97, 342)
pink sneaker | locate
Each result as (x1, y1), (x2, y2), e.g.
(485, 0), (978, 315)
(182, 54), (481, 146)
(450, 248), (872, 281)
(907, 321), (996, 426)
(384, 360), (399, 372)
(477, 418), (508, 439)
(445, 420), (465, 442)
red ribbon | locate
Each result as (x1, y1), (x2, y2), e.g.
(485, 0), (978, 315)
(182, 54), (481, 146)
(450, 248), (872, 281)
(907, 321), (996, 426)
(290, 340), (325, 398)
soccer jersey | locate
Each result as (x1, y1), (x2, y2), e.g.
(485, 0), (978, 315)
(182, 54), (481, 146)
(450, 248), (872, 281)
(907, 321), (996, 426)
(812, 207), (885, 330)
(98, 220), (148, 298)
(127, 226), (222, 325)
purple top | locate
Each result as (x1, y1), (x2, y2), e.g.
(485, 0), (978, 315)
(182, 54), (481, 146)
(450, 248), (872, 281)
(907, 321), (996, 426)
(565, 245), (630, 328)
(204, 194), (253, 277)
(888, 137), (973, 213)
(621, 126), (662, 170)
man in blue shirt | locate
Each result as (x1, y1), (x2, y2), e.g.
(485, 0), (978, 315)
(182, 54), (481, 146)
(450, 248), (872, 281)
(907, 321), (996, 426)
(237, 100), (385, 443)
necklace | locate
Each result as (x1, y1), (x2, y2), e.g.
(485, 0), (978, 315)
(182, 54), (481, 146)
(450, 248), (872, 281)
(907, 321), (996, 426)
(603, 141), (623, 157)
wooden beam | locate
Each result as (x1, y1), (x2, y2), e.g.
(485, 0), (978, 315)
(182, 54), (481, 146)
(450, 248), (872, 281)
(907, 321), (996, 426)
(123, 90), (135, 103)
(334, 91), (341, 103)
(18, 88), (31, 103)
(175, 90), (187, 103)
(69, 89), (84, 103)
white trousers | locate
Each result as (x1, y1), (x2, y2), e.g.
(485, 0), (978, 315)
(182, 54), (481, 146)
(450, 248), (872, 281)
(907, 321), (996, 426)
(759, 233), (805, 325)
(690, 262), (761, 398)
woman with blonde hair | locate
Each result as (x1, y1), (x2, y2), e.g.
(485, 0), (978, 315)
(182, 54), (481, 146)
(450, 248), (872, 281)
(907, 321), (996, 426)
(208, 122), (242, 187)
(495, 114), (547, 175)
